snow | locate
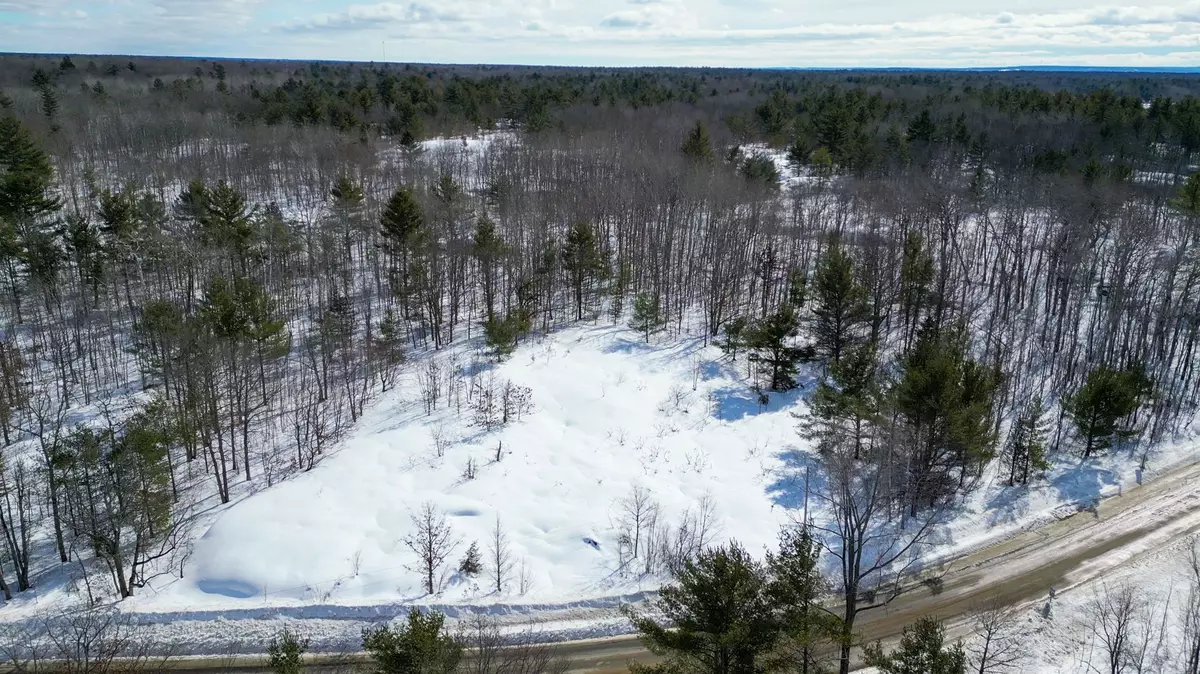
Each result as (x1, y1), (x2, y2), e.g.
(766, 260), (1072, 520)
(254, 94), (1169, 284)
(135, 324), (797, 612)
(961, 532), (1200, 673)
(1, 314), (1196, 658)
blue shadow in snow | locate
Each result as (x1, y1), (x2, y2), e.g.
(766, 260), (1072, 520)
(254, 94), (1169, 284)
(767, 448), (826, 511)
(983, 457), (1121, 528)
(711, 384), (805, 422)
(197, 579), (260, 599)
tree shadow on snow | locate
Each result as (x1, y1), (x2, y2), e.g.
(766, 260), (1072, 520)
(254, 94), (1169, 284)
(710, 384), (804, 422)
(766, 448), (825, 511)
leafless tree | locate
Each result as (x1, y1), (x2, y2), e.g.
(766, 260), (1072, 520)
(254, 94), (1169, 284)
(1185, 538), (1200, 674)
(814, 437), (945, 674)
(404, 501), (459, 594)
(967, 597), (1025, 673)
(460, 614), (570, 674)
(488, 515), (514, 594)
(1088, 583), (1143, 674)
(615, 485), (660, 562)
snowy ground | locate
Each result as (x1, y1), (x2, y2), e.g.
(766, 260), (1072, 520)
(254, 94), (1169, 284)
(960, 531), (1200, 674)
(3, 317), (1194, 657)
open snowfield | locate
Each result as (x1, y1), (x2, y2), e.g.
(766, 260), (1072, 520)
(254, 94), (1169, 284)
(143, 323), (800, 611)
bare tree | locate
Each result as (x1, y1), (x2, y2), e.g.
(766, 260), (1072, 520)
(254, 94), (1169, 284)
(404, 501), (459, 594)
(489, 515), (514, 594)
(18, 607), (175, 673)
(967, 598), (1025, 673)
(615, 485), (659, 561)
(814, 438), (945, 674)
(1185, 538), (1200, 674)
(461, 614), (570, 674)
(1088, 583), (1143, 674)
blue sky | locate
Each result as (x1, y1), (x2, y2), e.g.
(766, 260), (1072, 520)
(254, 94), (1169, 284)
(1, 0), (1199, 67)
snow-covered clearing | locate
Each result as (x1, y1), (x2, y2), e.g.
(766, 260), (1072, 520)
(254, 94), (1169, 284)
(3, 314), (1194, 655)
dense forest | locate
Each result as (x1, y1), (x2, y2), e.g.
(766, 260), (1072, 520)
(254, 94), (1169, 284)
(0, 54), (1199, 672)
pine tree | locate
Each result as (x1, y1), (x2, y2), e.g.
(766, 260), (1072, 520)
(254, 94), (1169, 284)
(681, 121), (714, 164)
(0, 115), (59, 222)
(1170, 172), (1200, 216)
(268, 627), (309, 674)
(864, 616), (966, 674)
(894, 320), (1000, 511)
(747, 304), (808, 392)
(765, 526), (840, 674)
(625, 542), (777, 674)
(562, 221), (604, 321)
(1007, 396), (1051, 485)
(740, 154), (780, 188)
(811, 235), (869, 365)
(804, 340), (881, 459)
(39, 86), (58, 127)
(1065, 364), (1154, 458)
(629, 293), (665, 342)
(472, 216), (506, 323)
(459, 542), (482, 577)
(483, 312), (525, 360)
(906, 110), (937, 144)
(898, 232), (934, 346)
(380, 186), (426, 257)
(362, 608), (462, 674)
(717, 317), (750, 362)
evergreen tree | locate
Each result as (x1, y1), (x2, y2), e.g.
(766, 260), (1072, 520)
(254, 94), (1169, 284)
(681, 121), (714, 164)
(484, 311), (527, 360)
(562, 221), (604, 321)
(1170, 172), (1200, 216)
(1065, 364), (1154, 458)
(898, 232), (934, 347)
(894, 320), (1000, 511)
(811, 236), (869, 365)
(747, 304), (808, 392)
(740, 154), (780, 188)
(458, 542), (482, 577)
(472, 216), (506, 323)
(626, 542), (777, 674)
(268, 627), (309, 674)
(362, 608), (462, 674)
(380, 186), (426, 257)
(804, 340), (881, 459)
(1007, 396), (1051, 485)
(380, 186), (428, 306)
(0, 115), (59, 223)
(58, 56), (76, 72)
(906, 110), (937, 144)
(717, 317), (750, 362)
(39, 86), (58, 128)
(765, 526), (840, 674)
(630, 292), (665, 342)
(0, 114), (58, 321)
(863, 617), (966, 674)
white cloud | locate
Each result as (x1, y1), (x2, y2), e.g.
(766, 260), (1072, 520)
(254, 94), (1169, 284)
(0, 0), (1198, 67)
